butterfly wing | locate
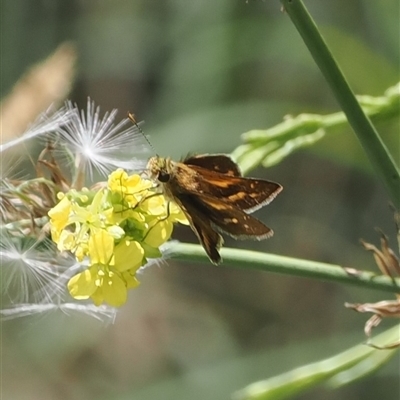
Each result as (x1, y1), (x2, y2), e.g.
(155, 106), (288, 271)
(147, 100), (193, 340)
(188, 194), (274, 239)
(184, 154), (241, 176)
(172, 193), (223, 265)
(173, 163), (282, 213)
(161, 156), (281, 264)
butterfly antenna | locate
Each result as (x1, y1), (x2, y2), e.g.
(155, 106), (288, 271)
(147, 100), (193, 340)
(127, 112), (157, 154)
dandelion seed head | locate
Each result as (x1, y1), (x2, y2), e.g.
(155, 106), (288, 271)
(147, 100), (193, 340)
(0, 241), (117, 323)
(0, 302), (117, 323)
(0, 235), (64, 304)
(0, 105), (72, 153)
(52, 98), (152, 181)
(0, 156), (26, 181)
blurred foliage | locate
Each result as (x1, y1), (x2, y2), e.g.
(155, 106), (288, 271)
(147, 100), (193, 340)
(1, 1), (399, 400)
(232, 82), (399, 174)
(233, 324), (400, 400)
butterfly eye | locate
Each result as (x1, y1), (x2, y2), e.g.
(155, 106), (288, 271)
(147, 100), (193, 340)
(158, 171), (170, 183)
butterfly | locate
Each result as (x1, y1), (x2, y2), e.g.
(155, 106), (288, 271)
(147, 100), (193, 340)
(146, 153), (282, 264)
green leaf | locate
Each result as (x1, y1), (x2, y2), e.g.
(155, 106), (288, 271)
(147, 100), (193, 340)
(233, 324), (400, 400)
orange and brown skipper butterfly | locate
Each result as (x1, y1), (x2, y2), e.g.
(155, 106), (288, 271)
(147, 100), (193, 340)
(129, 114), (282, 264)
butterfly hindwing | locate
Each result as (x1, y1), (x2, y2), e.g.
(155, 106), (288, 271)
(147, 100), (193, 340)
(190, 194), (273, 239)
(173, 194), (223, 264)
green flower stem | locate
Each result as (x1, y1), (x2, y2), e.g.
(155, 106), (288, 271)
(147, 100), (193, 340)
(169, 243), (400, 295)
(281, 0), (400, 208)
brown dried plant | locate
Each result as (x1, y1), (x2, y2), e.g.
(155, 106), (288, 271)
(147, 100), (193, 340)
(1, 143), (71, 237)
(0, 42), (76, 147)
(345, 211), (400, 348)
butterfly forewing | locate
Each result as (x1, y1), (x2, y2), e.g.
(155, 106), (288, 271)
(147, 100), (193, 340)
(173, 163), (282, 213)
(184, 154), (242, 176)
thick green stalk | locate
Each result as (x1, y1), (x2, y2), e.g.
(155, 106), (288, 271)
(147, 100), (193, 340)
(281, 0), (400, 208)
(168, 243), (400, 295)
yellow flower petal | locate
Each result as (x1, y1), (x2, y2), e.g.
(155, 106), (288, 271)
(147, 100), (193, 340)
(75, 242), (89, 261)
(169, 209), (189, 225)
(125, 174), (142, 190)
(122, 272), (140, 289)
(48, 196), (72, 232)
(89, 188), (106, 212)
(89, 286), (104, 306)
(48, 195), (71, 220)
(101, 272), (127, 307)
(50, 225), (61, 243)
(144, 219), (173, 247)
(141, 195), (167, 215)
(108, 169), (129, 192)
(107, 225), (125, 240)
(114, 240), (144, 272)
(57, 230), (76, 252)
(68, 267), (98, 299)
(89, 230), (114, 265)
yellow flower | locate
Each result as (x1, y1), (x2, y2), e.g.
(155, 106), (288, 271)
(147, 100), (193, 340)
(122, 271), (140, 289)
(57, 230), (76, 252)
(68, 265), (128, 306)
(68, 267), (97, 300)
(90, 270), (128, 307)
(114, 240), (144, 272)
(144, 219), (174, 248)
(68, 237), (145, 307)
(48, 196), (72, 241)
(75, 242), (89, 261)
(108, 169), (152, 207)
(168, 202), (189, 225)
(69, 189), (113, 228)
(109, 207), (145, 226)
(141, 194), (168, 216)
(108, 169), (139, 192)
(88, 230), (114, 265)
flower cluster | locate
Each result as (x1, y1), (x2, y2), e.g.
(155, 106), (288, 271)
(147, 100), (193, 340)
(1, 98), (188, 319)
(48, 169), (187, 307)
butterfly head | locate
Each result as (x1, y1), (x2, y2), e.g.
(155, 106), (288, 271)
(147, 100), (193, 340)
(146, 156), (174, 183)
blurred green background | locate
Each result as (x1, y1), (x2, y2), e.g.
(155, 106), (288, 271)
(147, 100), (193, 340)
(1, 0), (399, 399)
